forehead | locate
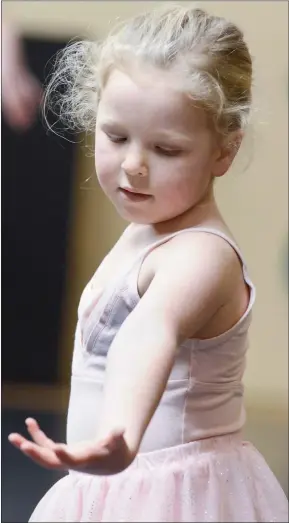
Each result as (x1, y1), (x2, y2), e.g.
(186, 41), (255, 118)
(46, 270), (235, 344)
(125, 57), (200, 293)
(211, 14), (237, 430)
(97, 68), (209, 133)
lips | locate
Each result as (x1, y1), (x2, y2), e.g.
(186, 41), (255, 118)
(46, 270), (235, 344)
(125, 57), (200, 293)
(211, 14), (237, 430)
(119, 187), (151, 202)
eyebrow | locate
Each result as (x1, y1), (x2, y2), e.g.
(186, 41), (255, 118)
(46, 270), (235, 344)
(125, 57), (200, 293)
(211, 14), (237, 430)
(99, 120), (126, 130)
(152, 131), (193, 144)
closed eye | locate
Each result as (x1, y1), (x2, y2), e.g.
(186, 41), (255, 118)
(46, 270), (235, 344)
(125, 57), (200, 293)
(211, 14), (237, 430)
(155, 146), (182, 157)
(105, 133), (127, 143)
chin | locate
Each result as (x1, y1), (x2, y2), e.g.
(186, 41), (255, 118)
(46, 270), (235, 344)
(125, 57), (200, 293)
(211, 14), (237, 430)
(111, 194), (191, 226)
(116, 207), (153, 225)
(116, 207), (179, 226)
(110, 199), (152, 224)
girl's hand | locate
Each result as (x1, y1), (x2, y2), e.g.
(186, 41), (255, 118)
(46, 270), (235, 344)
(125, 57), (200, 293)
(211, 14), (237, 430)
(8, 418), (134, 475)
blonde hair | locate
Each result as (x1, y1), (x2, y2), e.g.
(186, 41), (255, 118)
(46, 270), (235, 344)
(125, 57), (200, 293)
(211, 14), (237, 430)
(44, 3), (253, 138)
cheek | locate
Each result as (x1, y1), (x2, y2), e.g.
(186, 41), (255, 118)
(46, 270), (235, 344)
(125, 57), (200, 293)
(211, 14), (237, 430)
(95, 137), (118, 186)
(155, 156), (211, 204)
(153, 169), (192, 208)
(167, 176), (194, 201)
(155, 159), (195, 192)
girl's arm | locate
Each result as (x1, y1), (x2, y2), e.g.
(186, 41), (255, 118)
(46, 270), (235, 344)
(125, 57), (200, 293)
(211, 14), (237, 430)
(97, 233), (236, 458)
(8, 234), (237, 474)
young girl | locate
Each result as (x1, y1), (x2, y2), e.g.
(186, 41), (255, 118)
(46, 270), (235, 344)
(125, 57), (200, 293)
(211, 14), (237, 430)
(8, 4), (288, 522)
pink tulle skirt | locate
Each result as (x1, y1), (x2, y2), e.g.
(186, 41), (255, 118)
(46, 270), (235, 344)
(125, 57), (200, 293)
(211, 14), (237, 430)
(29, 432), (288, 522)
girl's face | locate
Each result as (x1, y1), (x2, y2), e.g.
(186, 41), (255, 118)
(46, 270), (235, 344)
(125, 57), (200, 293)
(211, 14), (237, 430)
(94, 68), (222, 225)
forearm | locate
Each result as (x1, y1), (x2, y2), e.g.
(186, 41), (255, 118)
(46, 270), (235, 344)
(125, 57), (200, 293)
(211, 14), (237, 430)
(97, 313), (178, 457)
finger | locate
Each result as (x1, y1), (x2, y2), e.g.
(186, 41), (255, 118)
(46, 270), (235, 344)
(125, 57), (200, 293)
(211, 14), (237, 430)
(98, 428), (125, 446)
(54, 442), (109, 460)
(53, 445), (85, 466)
(54, 442), (108, 467)
(8, 432), (30, 449)
(25, 418), (56, 449)
(19, 441), (64, 469)
(102, 429), (126, 451)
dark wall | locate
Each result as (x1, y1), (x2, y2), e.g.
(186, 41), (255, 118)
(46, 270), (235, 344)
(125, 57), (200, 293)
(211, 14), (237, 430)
(2, 38), (76, 384)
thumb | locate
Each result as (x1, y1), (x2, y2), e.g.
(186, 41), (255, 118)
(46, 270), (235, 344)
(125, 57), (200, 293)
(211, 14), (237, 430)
(102, 428), (126, 449)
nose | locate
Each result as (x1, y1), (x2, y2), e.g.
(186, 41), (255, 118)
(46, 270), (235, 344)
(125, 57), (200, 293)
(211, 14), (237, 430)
(121, 145), (148, 178)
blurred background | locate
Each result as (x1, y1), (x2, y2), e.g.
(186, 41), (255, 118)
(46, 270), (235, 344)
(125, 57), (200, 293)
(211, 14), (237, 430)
(1, 1), (288, 521)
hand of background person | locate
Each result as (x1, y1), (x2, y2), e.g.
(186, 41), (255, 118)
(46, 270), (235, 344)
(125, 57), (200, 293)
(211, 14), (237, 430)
(2, 23), (43, 131)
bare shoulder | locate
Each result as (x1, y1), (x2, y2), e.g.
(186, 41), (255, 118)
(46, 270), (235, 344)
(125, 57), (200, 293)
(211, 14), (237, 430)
(154, 230), (244, 309)
(136, 230), (245, 341)
(139, 229), (243, 299)
(160, 230), (242, 277)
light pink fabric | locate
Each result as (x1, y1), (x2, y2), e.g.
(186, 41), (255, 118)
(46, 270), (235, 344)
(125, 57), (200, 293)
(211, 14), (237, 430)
(30, 432), (288, 522)
(67, 228), (254, 451)
(29, 227), (288, 521)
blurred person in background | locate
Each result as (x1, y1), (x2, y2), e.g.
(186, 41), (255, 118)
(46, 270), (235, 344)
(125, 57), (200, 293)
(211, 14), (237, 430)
(2, 22), (43, 131)
(2, 19), (78, 523)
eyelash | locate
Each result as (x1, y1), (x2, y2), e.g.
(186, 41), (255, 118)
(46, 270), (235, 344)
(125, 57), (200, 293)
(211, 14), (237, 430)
(106, 134), (127, 143)
(105, 133), (182, 157)
(155, 146), (182, 157)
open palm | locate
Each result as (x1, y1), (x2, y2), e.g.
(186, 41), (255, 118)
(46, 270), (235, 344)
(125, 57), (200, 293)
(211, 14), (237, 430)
(8, 418), (131, 475)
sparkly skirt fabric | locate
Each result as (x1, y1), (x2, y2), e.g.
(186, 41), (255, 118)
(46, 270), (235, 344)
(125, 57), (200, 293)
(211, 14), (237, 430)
(29, 432), (288, 522)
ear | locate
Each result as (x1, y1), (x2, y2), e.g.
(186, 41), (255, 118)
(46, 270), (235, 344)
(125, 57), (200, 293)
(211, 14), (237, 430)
(212, 130), (243, 178)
